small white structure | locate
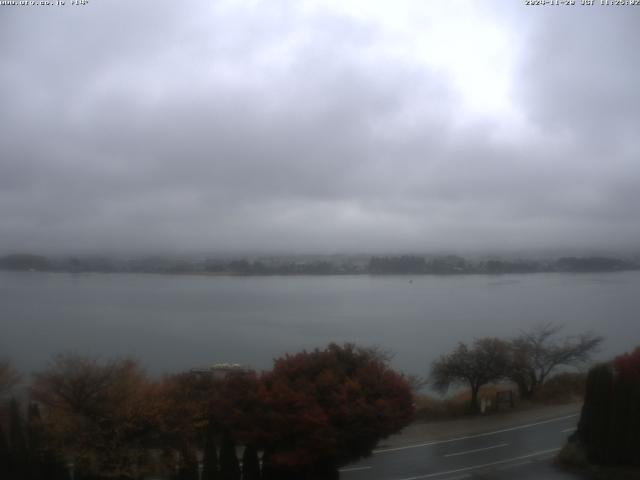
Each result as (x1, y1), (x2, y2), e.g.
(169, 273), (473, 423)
(190, 362), (250, 379)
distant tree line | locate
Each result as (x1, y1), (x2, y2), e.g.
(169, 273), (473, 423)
(207, 259), (360, 276)
(429, 323), (603, 412)
(0, 344), (414, 480)
(368, 255), (638, 275)
(0, 254), (52, 272)
(2, 253), (637, 275)
(369, 255), (471, 274)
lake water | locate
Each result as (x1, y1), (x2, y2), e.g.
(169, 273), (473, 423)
(1, 271), (638, 377)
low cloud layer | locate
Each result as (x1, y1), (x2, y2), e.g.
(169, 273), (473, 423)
(1, 1), (639, 255)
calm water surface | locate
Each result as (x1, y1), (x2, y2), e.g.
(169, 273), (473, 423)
(1, 271), (638, 376)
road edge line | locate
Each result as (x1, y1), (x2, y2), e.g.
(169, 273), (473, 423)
(374, 413), (578, 454)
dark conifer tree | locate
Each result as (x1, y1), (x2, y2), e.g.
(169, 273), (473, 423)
(27, 402), (44, 480)
(177, 448), (199, 480)
(41, 451), (68, 480)
(240, 445), (260, 480)
(576, 363), (613, 464)
(219, 431), (240, 480)
(259, 450), (273, 480)
(29, 403), (66, 480)
(0, 423), (10, 480)
(202, 422), (218, 480)
(8, 398), (28, 479)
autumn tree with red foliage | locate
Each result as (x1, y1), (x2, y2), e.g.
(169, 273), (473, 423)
(210, 371), (262, 445)
(157, 368), (263, 479)
(24, 345), (414, 479)
(157, 370), (216, 444)
(157, 369), (262, 464)
(257, 343), (414, 478)
(614, 346), (640, 384)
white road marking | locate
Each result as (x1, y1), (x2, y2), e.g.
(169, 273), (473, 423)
(339, 466), (372, 473)
(394, 447), (561, 480)
(444, 443), (508, 458)
(374, 413), (578, 454)
(562, 427), (576, 433)
(495, 460), (531, 471)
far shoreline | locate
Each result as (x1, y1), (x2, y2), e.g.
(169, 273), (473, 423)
(2, 268), (639, 278)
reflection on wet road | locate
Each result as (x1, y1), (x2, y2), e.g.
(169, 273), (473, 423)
(340, 414), (586, 479)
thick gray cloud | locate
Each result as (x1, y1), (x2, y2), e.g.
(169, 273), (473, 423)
(1, 1), (639, 255)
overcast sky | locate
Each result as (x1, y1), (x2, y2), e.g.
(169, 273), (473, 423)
(1, 0), (639, 256)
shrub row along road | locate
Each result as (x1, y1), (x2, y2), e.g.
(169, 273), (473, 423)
(339, 413), (584, 480)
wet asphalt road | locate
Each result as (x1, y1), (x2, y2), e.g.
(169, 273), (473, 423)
(339, 414), (587, 480)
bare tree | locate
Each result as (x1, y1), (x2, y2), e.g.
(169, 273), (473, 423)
(362, 345), (396, 364)
(31, 353), (120, 419)
(507, 323), (603, 399)
(430, 338), (510, 413)
(30, 353), (155, 478)
(0, 360), (20, 398)
(406, 374), (428, 393)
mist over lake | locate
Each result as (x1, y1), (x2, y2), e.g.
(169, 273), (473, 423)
(2, 270), (638, 377)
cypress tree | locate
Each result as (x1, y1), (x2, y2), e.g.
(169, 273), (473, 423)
(202, 423), (218, 480)
(27, 402), (44, 480)
(609, 368), (640, 465)
(240, 445), (260, 480)
(575, 353), (640, 467)
(308, 464), (339, 480)
(630, 380), (640, 466)
(259, 450), (273, 480)
(42, 452), (68, 480)
(8, 398), (28, 479)
(177, 448), (199, 480)
(577, 363), (613, 464)
(608, 378), (627, 464)
(219, 432), (240, 480)
(24, 403), (66, 480)
(259, 450), (300, 480)
(0, 423), (10, 480)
